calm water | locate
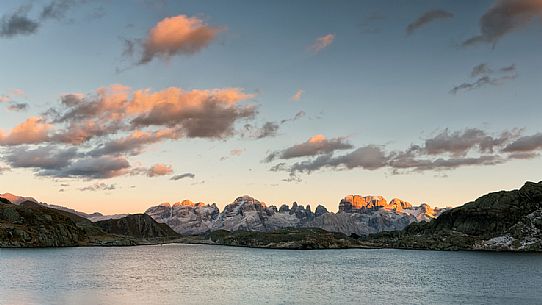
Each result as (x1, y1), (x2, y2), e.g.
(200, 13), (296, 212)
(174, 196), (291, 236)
(1, 244), (541, 305)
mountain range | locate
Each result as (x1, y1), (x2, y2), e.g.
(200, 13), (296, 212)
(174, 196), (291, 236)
(144, 195), (446, 236)
(2, 181), (541, 251)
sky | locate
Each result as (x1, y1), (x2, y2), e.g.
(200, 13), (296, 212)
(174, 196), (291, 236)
(1, 0), (542, 214)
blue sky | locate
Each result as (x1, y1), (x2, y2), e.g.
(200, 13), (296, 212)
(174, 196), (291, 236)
(0, 0), (541, 214)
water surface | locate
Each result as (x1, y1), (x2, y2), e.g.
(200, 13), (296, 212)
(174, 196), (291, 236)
(1, 244), (541, 305)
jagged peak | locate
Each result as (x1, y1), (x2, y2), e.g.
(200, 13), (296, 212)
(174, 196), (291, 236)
(231, 195), (267, 208)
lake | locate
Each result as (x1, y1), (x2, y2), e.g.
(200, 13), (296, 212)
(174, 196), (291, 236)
(1, 244), (541, 305)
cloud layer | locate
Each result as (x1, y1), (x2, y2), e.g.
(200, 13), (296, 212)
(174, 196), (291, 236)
(268, 128), (542, 177)
(0, 85), (260, 180)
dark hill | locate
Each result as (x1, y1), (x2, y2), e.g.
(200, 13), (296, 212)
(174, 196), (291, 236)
(0, 198), (178, 247)
(364, 181), (542, 251)
(96, 214), (179, 240)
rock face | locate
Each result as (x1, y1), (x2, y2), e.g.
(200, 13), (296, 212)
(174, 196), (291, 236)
(213, 196), (278, 232)
(145, 201), (219, 235)
(366, 181), (542, 251)
(145, 194), (445, 236)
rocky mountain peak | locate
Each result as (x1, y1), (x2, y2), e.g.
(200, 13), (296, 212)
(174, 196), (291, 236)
(173, 200), (201, 207)
(0, 193), (38, 205)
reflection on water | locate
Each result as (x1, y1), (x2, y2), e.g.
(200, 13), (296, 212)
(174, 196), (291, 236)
(1, 244), (541, 305)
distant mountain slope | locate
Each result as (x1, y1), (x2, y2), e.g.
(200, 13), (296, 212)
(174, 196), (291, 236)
(0, 192), (127, 221)
(0, 193), (38, 205)
(365, 181), (542, 251)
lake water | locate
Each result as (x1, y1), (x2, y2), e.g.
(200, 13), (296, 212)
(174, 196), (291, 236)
(1, 244), (541, 305)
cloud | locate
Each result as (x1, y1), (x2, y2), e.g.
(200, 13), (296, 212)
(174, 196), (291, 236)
(7, 103), (29, 112)
(309, 34), (334, 53)
(269, 128), (542, 176)
(0, 166), (11, 175)
(422, 128), (519, 156)
(406, 9), (454, 35)
(40, 156), (131, 179)
(0, 117), (52, 146)
(471, 63), (493, 77)
(170, 173), (195, 180)
(40, 0), (77, 21)
(220, 148), (244, 161)
(289, 145), (389, 174)
(42, 85), (256, 144)
(291, 89), (303, 101)
(4, 146), (78, 170)
(128, 87), (256, 138)
(280, 110), (306, 124)
(450, 63), (517, 94)
(79, 183), (116, 192)
(88, 129), (181, 157)
(244, 111), (306, 140)
(136, 15), (223, 64)
(0, 5), (39, 38)
(243, 121), (280, 139)
(146, 163), (173, 177)
(264, 134), (353, 162)
(0, 1), (80, 39)
(503, 133), (542, 152)
(463, 0), (542, 47)
(0, 84), (271, 181)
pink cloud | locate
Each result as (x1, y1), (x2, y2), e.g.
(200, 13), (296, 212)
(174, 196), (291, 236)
(0, 117), (51, 145)
(291, 89), (303, 101)
(309, 34), (335, 53)
(140, 15), (223, 64)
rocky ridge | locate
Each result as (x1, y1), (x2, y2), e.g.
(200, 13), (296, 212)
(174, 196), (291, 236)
(364, 181), (542, 251)
(145, 194), (445, 236)
(0, 192), (127, 221)
(0, 197), (178, 247)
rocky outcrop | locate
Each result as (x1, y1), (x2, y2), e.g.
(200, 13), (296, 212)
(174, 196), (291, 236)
(365, 181), (542, 251)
